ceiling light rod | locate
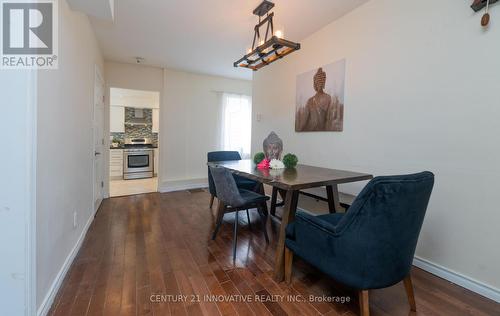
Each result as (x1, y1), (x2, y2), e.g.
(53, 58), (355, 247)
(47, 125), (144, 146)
(234, 0), (300, 71)
(251, 12), (274, 51)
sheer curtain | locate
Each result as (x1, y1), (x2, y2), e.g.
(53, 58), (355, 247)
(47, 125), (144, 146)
(220, 93), (252, 159)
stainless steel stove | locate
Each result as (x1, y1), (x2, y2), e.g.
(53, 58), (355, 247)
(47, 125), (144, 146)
(123, 138), (154, 180)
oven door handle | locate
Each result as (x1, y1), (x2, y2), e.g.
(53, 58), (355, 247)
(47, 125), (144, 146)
(124, 151), (153, 155)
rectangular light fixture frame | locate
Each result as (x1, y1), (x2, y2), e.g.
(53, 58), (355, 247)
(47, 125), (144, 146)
(234, 36), (300, 71)
(234, 1), (300, 71)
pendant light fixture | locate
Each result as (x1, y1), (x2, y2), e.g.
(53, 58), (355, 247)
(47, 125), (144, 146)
(471, 0), (498, 26)
(234, 0), (300, 71)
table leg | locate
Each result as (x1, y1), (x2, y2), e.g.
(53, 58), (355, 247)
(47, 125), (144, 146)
(274, 190), (299, 281)
(326, 184), (345, 213)
(212, 200), (226, 240)
(270, 187), (278, 216)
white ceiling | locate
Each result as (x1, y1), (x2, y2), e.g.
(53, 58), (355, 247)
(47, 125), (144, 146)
(67, 0), (114, 21)
(89, 0), (369, 80)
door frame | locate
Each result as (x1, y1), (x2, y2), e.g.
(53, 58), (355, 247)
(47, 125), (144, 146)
(26, 69), (38, 316)
(93, 66), (105, 213)
(106, 87), (162, 196)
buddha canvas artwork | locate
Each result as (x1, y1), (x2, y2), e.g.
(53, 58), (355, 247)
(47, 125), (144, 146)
(295, 59), (345, 132)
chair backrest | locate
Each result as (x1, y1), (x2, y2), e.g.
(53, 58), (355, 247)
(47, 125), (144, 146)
(337, 171), (434, 288)
(209, 166), (245, 207)
(207, 151), (242, 163)
(207, 151), (242, 196)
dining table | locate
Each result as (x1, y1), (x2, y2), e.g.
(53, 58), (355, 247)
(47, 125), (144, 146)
(207, 159), (373, 281)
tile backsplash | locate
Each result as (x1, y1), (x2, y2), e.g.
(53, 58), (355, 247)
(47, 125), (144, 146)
(111, 107), (158, 147)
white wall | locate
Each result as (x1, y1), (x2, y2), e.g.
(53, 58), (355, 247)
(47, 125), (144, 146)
(0, 70), (36, 315)
(36, 0), (104, 313)
(160, 69), (252, 191)
(105, 61), (164, 92)
(252, 0), (500, 300)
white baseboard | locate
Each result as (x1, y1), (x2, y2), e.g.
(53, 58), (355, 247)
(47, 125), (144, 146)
(158, 178), (208, 193)
(413, 256), (500, 303)
(37, 213), (95, 316)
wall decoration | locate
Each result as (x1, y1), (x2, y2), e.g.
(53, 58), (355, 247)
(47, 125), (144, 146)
(471, 0), (498, 26)
(263, 131), (283, 160)
(295, 59), (345, 132)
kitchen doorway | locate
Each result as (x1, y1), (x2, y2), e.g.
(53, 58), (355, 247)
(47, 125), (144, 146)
(108, 88), (160, 197)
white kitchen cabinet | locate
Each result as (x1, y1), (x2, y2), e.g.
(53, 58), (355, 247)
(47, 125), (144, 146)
(109, 149), (124, 180)
(152, 108), (159, 133)
(110, 106), (125, 133)
(153, 148), (159, 176)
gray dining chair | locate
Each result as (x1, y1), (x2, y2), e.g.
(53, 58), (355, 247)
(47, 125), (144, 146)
(207, 151), (258, 208)
(209, 166), (269, 260)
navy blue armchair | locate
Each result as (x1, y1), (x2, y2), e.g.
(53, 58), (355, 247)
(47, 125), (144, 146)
(207, 151), (258, 208)
(285, 172), (434, 316)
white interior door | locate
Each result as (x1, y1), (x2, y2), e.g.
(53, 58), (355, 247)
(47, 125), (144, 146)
(93, 67), (105, 212)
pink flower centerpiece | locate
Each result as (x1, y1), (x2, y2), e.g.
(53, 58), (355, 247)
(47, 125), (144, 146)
(257, 158), (270, 169)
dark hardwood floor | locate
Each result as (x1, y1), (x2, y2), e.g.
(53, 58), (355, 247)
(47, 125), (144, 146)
(48, 190), (500, 316)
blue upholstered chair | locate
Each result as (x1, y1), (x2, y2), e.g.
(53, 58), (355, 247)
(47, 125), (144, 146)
(210, 166), (269, 260)
(285, 172), (434, 316)
(207, 151), (258, 208)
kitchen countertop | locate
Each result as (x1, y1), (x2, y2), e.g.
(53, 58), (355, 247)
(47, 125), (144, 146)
(110, 146), (158, 149)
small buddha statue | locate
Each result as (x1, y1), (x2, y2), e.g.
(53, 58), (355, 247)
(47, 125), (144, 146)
(263, 132), (283, 160)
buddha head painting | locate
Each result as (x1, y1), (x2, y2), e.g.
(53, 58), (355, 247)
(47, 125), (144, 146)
(295, 59), (345, 132)
(314, 68), (327, 93)
(263, 132), (283, 160)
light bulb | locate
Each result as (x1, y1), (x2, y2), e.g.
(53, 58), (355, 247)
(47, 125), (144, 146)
(259, 39), (264, 46)
(275, 30), (283, 38)
(247, 48), (252, 54)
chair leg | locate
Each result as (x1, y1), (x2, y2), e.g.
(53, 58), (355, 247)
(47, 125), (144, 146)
(326, 185), (336, 214)
(246, 209), (252, 230)
(285, 247), (293, 284)
(359, 290), (370, 316)
(232, 210), (239, 261)
(403, 275), (417, 312)
(257, 183), (269, 215)
(209, 194), (215, 208)
(212, 201), (225, 240)
(257, 205), (269, 243)
(270, 187), (278, 216)
(278, 189), (287, 204)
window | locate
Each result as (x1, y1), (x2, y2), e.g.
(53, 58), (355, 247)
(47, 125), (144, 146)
(221, 93), (252, 159)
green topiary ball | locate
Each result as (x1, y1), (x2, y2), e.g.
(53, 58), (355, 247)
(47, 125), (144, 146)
(282, 153), (298, 168)
(253, 152), (265, 164)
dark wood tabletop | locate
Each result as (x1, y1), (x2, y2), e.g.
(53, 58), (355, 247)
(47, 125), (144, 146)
(208, 159), (373, 190)
(208, 159), (373, 281)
